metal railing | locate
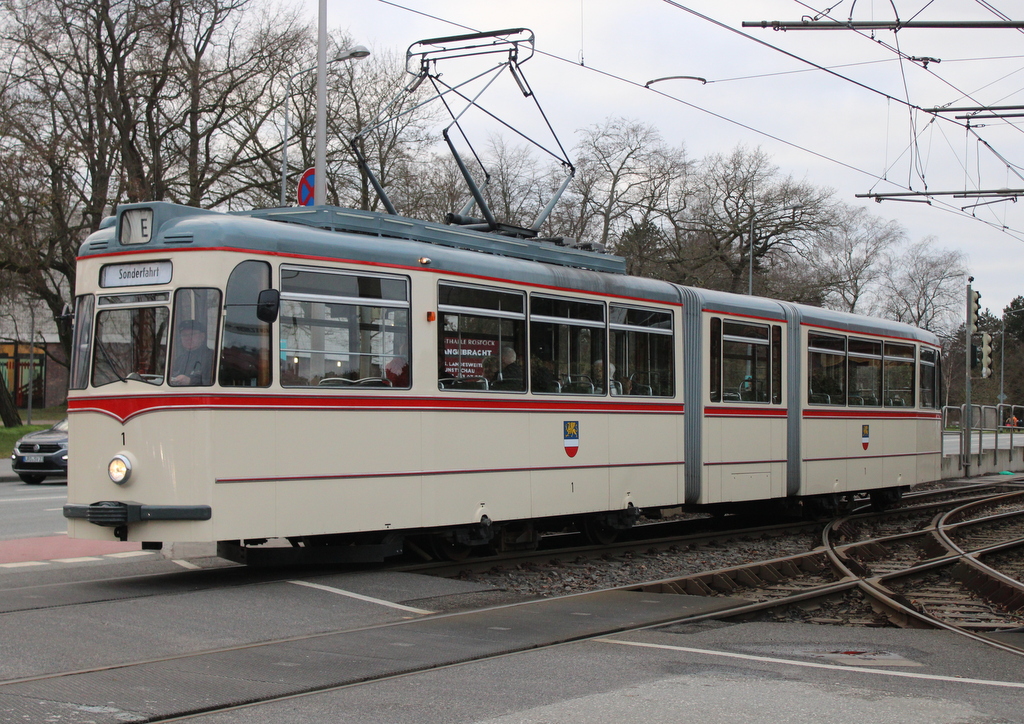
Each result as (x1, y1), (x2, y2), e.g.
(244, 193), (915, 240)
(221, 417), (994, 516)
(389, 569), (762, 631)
(942, 403), (1024, 458)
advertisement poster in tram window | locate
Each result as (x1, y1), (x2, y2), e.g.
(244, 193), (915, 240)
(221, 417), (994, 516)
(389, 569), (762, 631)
(443, 336), (498, 376)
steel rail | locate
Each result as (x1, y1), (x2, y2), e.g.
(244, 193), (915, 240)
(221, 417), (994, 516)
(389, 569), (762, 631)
(822, 496), (1024, 657)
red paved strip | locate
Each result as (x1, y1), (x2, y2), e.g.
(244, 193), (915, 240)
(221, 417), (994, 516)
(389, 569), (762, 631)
(0, 536), (141, 564)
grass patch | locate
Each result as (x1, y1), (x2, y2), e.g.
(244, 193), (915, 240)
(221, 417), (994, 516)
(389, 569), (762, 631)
(0, 424), (50, 456)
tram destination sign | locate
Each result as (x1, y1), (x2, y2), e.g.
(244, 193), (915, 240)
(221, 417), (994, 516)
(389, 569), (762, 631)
(100, 260), (172, 288)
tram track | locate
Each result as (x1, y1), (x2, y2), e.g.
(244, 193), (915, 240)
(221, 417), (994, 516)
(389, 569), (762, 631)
(610, 487), (1024, 658)
(2, 480), (1022, 722)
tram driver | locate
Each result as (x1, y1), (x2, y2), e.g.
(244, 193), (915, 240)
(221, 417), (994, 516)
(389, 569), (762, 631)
(170, 319), (215, 386)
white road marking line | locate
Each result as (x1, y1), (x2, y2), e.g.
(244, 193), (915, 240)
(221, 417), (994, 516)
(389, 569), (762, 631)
(7, 496), (67, 503)
(105, 551), (156, 558)
(172, 559), (200, 570)
(0, 561), (49, 568)
(288, 580), (434, 614)
(595, 639), (1024, 689)
(53, 557), (101, 563)
(45, 508), (62, 512)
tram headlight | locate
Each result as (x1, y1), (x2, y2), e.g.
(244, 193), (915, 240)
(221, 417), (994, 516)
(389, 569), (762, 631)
(108, 454), (133, 485)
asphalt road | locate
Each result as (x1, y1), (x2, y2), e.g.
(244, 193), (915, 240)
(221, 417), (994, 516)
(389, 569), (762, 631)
(0, 477), (68, 541)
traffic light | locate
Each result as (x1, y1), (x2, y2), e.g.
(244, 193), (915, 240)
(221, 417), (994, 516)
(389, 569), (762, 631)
(971, 343), (981, 369)
(969, 289), (981, 334)
(980, 332), (993, 378)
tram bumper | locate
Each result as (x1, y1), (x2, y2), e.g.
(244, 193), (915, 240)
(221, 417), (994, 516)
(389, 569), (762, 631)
(63, 501), (212, 526)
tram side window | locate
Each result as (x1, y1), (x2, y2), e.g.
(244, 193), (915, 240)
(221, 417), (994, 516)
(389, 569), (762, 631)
(721, 321), (770, 402)
(220, 261), (272, 387)
(91, 297), (169, 387)
(808, 333), (846, 405)
(770, 325), (782, 404)
(530, 296), (605, 395)
(847, 337), (882, 406)
(438, 283), (526, 392)
(609, 305), (674, 396)
(920, 348), (938, 408)
(884, 342), (915, 407)
(279, 266), (410, 388)
(70, 295), (95, 390)
(709, 318), (722, 402)
(169, 289), (221, 387)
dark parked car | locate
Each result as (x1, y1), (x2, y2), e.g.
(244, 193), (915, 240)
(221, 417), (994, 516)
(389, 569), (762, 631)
(10, 419), (68, 485)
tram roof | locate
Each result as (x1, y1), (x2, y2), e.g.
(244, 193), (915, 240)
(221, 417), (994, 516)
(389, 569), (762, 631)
(682, 287), (941, 346)
(82, 202), (679, 305)
(792, 301), (941, 346)
(82, 203), (941, 345)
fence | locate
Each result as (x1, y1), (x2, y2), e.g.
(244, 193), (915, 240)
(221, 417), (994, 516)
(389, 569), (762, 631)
(941, 403), (1024, 476)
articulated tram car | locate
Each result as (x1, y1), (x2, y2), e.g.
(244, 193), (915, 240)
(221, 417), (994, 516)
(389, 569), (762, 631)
(64, 202), (942, 561)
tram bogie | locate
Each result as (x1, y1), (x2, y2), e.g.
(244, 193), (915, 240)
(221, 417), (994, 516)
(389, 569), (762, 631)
(63, 201), (942, 563)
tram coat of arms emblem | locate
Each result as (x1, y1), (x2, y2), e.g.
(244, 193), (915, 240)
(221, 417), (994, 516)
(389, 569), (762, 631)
(862, 424), (870, 450)
(564, 421), (579, 457)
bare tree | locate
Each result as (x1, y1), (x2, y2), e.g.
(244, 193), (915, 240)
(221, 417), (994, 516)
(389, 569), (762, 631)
(667, 145), (832, 295)
(877, 238), (968, 333)
(813, 205), (905, 313)
(0, 0), (309, 365)
(555, 118), (689, 250)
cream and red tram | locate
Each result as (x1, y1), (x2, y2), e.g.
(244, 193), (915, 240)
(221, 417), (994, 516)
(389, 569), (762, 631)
(64, 202), (942, 561)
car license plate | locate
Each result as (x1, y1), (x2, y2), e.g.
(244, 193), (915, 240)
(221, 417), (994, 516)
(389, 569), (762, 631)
(23, 455), (44, 463)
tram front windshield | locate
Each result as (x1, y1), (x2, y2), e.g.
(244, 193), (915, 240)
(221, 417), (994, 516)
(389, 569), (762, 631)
(91, 294), (170, 386)
(83, 290), (221, 388)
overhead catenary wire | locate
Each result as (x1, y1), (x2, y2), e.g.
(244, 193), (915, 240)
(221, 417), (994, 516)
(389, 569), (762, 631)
(375, 0), (1024, 243)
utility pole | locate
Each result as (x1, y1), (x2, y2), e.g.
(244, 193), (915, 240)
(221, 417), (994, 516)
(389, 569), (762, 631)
(964, 278), (981, 476)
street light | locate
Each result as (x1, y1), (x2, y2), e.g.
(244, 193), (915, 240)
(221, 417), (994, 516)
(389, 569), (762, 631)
(279, 44), (370, 206)
(748, 204), (803, 295)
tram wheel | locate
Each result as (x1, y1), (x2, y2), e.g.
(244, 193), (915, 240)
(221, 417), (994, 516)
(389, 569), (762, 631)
(869, 488), (902, 512)
(803, 494), (841, 519)
(430, 535), (472, 561)
(582, 518), (618, 546)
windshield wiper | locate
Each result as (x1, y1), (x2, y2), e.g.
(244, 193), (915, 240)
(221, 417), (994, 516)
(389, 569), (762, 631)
(94, 340), (128, 384)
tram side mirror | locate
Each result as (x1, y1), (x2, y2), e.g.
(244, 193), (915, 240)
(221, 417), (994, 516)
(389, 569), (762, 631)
(256, 289), (280, 323)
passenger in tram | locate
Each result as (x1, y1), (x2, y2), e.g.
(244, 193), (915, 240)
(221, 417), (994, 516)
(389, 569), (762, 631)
(170, 319), (215, 386)
(599, 361), (630, 395)
(530, 348), (559, 393)
(500, 346), (523, 381)
(385, 335), (410, 387)
(593, 360), (615, 394)
(481, 354), (500, 385)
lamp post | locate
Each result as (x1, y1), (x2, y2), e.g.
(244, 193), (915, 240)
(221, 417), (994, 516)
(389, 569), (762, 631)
(279, 44), (370, 206)
(748, 204), (803, 295)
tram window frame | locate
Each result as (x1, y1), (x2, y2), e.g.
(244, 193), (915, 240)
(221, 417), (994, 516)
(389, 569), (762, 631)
(438, 282), (526, 393)
(70, 295), (95, 390)
(919, 347), (938, 409)
(718, 319), (771, 403)
(710, 317), (722, 403)
(883, 342), (916, 407)
(608, 304), (674, 397)
(91, 298), (170, 387)
(529, 295), (606, 395)
(278, 265), (411, 389)
(169, 288), (221, 387)
(807, 332), (847, 406)
(220, 260), (274, 388)
(771, 325), (782, 404)
(847, 337), (882, 407)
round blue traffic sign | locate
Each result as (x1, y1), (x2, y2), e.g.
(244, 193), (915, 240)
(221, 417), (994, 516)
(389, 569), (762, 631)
(297, 168), (315, 206)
